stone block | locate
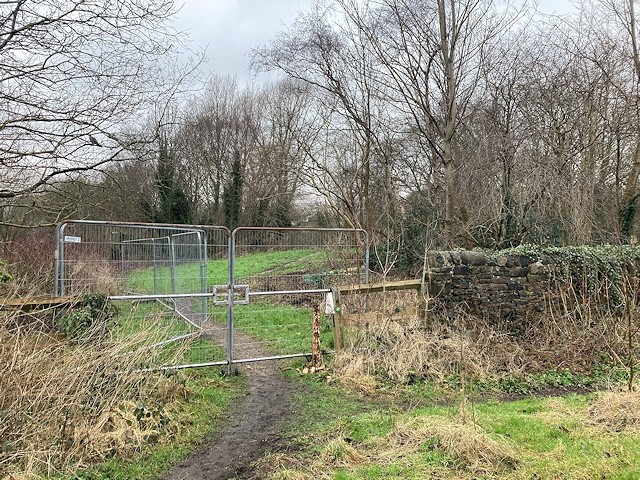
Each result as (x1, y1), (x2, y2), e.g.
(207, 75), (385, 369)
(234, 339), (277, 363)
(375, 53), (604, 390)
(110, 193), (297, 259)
(510, 267), (530, 277)
(460, 251), (487, 265)
(453, 265), (470, 275)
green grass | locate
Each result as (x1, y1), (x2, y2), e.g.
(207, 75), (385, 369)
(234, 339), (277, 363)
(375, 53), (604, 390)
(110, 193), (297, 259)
(112, 300), (227, 366)
(61, 371), (244, 480)
(266, 378), (640, 480)
(234, 249), (327, 279)
(127, 248), (327, 294)
(233, 302), (335, 354)
(470, 395), (640, 478)
(65, 250), (339, 478)
(125, 249), (337, 360)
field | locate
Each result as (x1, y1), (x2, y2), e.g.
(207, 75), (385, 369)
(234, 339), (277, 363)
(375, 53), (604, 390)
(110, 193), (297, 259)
(3, 248), (640, 479)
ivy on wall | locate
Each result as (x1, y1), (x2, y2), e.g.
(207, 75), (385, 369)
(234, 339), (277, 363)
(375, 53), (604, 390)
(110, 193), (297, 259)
(488, 244), (640, 307)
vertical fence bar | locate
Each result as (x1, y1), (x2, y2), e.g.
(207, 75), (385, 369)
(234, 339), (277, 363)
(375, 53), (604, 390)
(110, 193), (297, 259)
(152, 238), (158, 295)
(330, 286), (344, 351)
(227, 232), (235, 374)
(169, 236), (177, 298)
(58, 223), (67, 296)
(53, 223), (62, 297)
(199, 231), (208, 325)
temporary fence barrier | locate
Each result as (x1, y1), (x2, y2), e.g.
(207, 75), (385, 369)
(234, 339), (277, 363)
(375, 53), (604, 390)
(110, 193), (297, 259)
(53, 221), (368, 371)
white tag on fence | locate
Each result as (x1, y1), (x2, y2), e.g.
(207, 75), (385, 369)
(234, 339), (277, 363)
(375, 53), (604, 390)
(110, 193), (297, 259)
(325, 291), (335, 315)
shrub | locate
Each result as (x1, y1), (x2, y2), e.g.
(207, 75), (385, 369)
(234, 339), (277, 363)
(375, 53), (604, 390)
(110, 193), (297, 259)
(56, 294), (116, 341)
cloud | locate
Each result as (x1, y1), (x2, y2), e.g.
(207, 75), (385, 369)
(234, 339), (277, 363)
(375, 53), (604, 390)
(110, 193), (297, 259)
(175, 0), (312, 80)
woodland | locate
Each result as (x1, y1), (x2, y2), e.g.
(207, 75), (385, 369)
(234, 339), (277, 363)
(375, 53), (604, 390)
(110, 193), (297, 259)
(5, 2), (640, 478)
(3, 0), (640, 271)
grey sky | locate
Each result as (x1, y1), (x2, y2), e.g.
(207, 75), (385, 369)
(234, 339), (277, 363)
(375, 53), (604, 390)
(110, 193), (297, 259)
(175, 0), (576, 82)
(175, 0), (310, 81)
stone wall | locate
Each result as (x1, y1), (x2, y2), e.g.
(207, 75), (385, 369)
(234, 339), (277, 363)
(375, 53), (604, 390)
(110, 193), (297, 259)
(425, 250), (551, 327)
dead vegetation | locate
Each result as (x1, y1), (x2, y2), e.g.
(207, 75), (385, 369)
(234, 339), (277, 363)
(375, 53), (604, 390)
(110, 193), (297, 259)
(334, 315), (526, 386)
(391, 416), (518, 474)
(0, 304), (198, 478)
(589, 391), (640, 432)
(332, 284), (637, 390)
(264, 413), (518, 480)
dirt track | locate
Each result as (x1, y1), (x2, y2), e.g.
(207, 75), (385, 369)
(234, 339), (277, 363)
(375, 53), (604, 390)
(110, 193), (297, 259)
(165, 317), (295, 480)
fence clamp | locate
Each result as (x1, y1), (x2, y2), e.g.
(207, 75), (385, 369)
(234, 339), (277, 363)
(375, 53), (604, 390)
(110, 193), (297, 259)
(212, 284), (250, 305)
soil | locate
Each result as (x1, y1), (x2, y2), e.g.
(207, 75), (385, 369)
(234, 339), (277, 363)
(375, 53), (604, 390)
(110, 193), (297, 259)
(164, 304), (603, 479)
(165, 314), (296, 480)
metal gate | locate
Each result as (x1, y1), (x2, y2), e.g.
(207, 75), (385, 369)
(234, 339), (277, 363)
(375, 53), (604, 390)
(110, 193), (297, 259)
(54, 221), (368, 370)
(228, 227), (368, 365)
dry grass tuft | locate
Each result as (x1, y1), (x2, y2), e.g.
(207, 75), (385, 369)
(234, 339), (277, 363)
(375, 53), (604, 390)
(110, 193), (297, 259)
(0, 307), (194, 478)
(319, 438), (366, 466)
(260, 413), (517, 479)
(391, 416), (518, 474)
(589, 391), (640, 432)
(334, 314), (526, 385)
(68, 259), (121, 296)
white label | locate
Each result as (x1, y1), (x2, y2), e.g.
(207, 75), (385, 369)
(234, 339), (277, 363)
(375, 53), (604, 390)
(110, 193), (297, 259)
(64, 235), (81, 243)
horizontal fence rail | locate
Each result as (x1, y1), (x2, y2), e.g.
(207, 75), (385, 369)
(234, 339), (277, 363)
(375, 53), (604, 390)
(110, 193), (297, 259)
(53, 221), (369, 371)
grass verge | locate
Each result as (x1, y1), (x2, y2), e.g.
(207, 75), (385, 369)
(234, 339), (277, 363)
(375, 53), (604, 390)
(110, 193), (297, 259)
(61, 371), (244, 480)
(261, 373), (640, 479)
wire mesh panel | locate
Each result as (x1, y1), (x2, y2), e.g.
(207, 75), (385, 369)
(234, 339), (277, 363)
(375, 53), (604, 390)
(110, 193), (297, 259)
(55, 221), (207, 296)
(230, 227), (369, 363)
(54, 220), (231, 369)
(53, 222), (370, 369)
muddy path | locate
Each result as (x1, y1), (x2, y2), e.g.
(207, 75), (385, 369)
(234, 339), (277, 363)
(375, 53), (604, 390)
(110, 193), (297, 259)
(165, 314), (296, 480)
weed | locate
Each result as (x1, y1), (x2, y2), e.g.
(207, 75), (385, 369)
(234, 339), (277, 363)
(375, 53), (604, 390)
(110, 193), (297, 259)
(56, 294), (116, 341)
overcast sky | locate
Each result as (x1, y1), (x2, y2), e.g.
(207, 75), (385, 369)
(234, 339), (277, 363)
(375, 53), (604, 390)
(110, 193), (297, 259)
(175, 0), (577, 83)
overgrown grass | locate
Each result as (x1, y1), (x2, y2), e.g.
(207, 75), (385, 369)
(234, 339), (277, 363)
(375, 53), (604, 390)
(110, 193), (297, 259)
(262, 376), (640, 479)
(0, 292), (239, 478)
(59, 371), (243, 480)
(0, 318), (239, 478)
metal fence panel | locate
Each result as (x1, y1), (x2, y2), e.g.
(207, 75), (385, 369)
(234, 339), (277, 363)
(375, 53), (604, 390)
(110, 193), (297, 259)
(54, 220), (230, 369)
(229, 227), (368, 364)
(53, 222), (369, 370)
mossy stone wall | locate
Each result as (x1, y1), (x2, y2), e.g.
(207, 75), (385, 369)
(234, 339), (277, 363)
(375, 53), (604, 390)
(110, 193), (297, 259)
(425, 246), (640, 330)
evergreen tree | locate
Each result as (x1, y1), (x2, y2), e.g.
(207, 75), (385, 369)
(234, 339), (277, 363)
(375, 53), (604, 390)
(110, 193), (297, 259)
(223, 156), (243, 230)
(155, 139), (193, 224)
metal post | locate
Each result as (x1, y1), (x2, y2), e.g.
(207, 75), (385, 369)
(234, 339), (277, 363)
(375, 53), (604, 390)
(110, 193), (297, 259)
(169, 235), (177, 311)
(226, 232), (235, 375)
(169, 236), (177, 294)
(330, 287), (344, 351)
(152, 238), (157, 295)
(199, 231), (208, 325)
(58, 223), (67, 296)
(53, 222), (64, 297)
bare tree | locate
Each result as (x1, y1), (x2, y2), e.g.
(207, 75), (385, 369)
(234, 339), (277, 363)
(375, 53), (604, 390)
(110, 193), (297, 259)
(596, 0), (640, 240)
(0, 0), (196, 202)
(335, 0), (517, 246)
(253, 1), (401, 234)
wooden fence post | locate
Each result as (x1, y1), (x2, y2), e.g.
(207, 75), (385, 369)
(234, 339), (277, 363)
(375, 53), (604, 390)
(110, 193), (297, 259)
(312, 304), (321, 366)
